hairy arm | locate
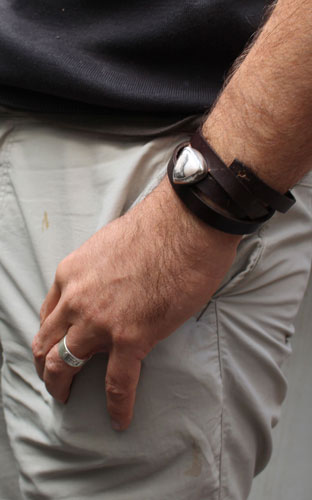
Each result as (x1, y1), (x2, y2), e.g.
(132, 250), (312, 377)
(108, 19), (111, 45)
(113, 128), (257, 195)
(203, 0), (312, 192)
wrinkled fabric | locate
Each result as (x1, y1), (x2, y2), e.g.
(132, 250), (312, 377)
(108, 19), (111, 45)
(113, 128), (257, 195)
(0, 1), (271, 113)
(0, 108), (311, 499)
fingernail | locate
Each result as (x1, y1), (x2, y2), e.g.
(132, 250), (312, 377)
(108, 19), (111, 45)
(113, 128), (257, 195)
(111, 420), (122, 431)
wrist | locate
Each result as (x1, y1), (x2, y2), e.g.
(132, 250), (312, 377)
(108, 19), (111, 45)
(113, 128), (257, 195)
(158, 175), (242, 254)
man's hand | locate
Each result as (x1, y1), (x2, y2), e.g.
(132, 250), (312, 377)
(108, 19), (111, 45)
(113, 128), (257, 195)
(32, 177), (240, 431)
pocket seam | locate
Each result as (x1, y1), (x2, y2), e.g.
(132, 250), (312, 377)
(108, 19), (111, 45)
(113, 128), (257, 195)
(213, 230), (265, 298)
(0, 123), (15, 224)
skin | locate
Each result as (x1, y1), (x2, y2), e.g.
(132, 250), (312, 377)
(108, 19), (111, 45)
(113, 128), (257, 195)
(203, 0), (312, 191)
(32, 0), (312, 431)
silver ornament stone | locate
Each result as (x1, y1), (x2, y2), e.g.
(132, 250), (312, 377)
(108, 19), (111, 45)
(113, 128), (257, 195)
(172, 146), (208, 184)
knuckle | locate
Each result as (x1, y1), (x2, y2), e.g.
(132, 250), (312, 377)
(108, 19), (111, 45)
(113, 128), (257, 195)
(55, 255), (73, 284)
(62, 288), (81, 314)
(32, 338), (46, 363)
(82, 305), (99, 326)
(55, 260), (66, 284)
(44, 353), (61, 376)
(105, 381), (129, 403)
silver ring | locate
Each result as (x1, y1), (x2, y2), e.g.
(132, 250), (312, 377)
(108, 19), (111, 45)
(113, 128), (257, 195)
(58, 335), (90, 368)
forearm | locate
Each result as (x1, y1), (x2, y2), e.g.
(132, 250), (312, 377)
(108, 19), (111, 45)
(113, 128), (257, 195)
(203, 0), (312, 193)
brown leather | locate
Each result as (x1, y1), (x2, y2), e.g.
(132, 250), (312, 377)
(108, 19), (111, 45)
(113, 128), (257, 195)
(167, 148), (274, 235)
(191, 131), (270, 219)
(229, 160), (295, 213)
(167, 128), (295, 235)
(192, 128), (295, 214)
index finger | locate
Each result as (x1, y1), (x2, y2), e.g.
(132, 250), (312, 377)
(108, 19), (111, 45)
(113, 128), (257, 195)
(105, 348), (141, 431)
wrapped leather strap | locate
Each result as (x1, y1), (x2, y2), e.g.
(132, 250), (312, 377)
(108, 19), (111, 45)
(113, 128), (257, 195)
(171, 143), (250, 220)
(167, 129), (295, 235)
(229, 160), (295, 213)
(191, 131), (270, 219)
(167, 148), (274, 235)
(192, 129), (295, 214)
(195, 174), (247, 219)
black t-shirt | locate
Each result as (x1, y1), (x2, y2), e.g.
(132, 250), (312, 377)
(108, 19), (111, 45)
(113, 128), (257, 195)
(0, 0), (271, 114)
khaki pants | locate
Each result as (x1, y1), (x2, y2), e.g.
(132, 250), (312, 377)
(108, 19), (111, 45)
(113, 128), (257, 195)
(0, 108), (311, 500)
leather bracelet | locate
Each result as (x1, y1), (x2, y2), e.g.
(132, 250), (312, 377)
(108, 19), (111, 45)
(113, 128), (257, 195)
(192, 129), (295, 213)
(229, 160), (296, 213)
(191, 130), (295, 215)
(191, 132), (270, 219)
(170, 142), (248, 220)
(167, 128), (296, 234)
(167, 147), (275, 235)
